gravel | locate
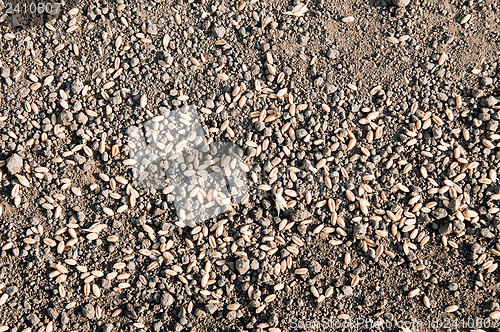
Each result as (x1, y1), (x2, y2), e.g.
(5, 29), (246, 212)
(0, 0), (499, 331)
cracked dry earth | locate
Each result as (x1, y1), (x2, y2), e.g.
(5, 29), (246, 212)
(0, 0), (500, 331)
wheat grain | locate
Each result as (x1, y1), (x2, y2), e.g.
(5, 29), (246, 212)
(294, 268), (308, 275)
(444, 305), (459, 313)
(408, 288), (420, 298)
(490, 311), (500, 319)
(0, 293), (8, 306)
(227, 303), (240, 311)
(461, 14), (472, 24)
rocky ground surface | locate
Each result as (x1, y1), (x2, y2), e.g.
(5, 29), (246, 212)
(0, 0), (499, 331)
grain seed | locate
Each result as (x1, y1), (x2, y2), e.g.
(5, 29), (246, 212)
(227, 303), (240, 311)
(444, 305), (459, 313)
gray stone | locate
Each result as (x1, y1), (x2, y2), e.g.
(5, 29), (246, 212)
(309, 260), (322, 274)
(481, 77), (493, 86)
(58, 111), (73, 124)
(205, 303), (218, 314)
(342, 286), (353, 296)
(485, 96), (498, 107)
(392, 0), (410, 7)
(439, 222), (452, 235)
(353, 223), (367, 238)
(147, 23), (158, 35)
(81, 303), (95, 319)
(6, 154), (23, 174)
(71, 79), (84, 95)
(103, 323), (114, 332)
(213, 26), (226, 38)
(235, 257), (250, 275)
(393, 0), (410, 6)
(160, 292), (174, 307)
(432, 208), (448, 219)
(481, 228), (495, 239)
(26, 313), (40, 326)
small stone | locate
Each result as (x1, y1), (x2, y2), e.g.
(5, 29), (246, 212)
(102, 323), (114, 332)
(81, 303), (95, 319)
(485, 96), (498, 107)
(353, 223), (367, 239)
(471, 243), (484, 254)
(60, 312), (69, 325)
(298, 34), (309, 46)
(213, 26), (226, 38)
(71, 79), (84, 95)
(432, 208), (448, 219)
(205, 99), (215, 109)
(481, 228), (495, 239)
(452, 220), (465, 233)
(327, 49), (340, 60)
(392, 0), (410, 7)
(296, 129), (308, 139)
(250, 259), (260, 270)
(326, 84), (338, 94)
(342, 286), (353, 296)
(236, 257), (250, 275)
(309, 260), (322, 274)
(432, 127), (443, 138)
(75, 112), (88, 125)
(487, 120), (499, 132)
(58, 111), (73, 125)
(314, 77), (324, 87)
(153, 322), (163, 332)
(481, 77), (493, 86)
(281, 208), (296, 218)
(448, 199), (459, 212)
(5, 286), (18, 295)
(147, 23), (158, 35)
(26, 313), (41, 326)
(124, 303), (138, 319)
(46, 308), (59, 321)
(205, 303), (218, 314)
(160, 292), (174, 307)
(6, 154), (23, 174)
(439, 222), (452, 235)
(438, 93), (448, 102)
